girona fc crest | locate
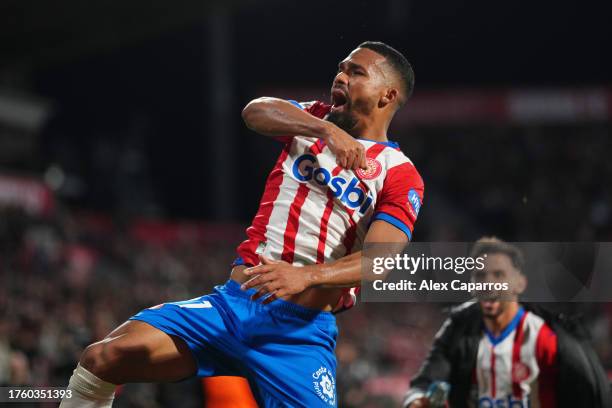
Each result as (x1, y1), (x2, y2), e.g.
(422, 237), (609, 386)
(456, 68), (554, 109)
(511, 361), (531, 382)
(356, 158), (382, 180)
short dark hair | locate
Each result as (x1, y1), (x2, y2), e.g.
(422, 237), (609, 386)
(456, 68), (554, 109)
(358, 41), (415, 106)
(470, 237), (525, 272)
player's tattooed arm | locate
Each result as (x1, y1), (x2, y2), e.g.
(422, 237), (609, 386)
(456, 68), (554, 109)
(241, 219), (408, 303)
(241, 97), (366, 170)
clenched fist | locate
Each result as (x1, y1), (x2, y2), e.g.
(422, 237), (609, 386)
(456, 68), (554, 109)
(323, 122), (367, 170)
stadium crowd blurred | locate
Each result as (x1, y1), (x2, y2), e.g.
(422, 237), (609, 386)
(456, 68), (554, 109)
(401, 124), (612, 243)
(1, 123), (612, 407)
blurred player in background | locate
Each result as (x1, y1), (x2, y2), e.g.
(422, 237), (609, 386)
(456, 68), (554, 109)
(403, 237), (611, 408)
(60, 41), (424, 407)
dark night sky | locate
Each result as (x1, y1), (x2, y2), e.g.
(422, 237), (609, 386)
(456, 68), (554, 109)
(5, 0), (610, 220)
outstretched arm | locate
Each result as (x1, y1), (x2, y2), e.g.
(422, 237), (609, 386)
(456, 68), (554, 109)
(241, 219), (409, 303)
(241, 97), (366, 169)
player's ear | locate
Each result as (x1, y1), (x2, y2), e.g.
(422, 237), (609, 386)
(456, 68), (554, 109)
(515, 273), (527, 295)
(379, 87), (399, 108)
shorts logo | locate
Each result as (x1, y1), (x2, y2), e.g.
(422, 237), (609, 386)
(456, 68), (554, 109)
(312, 366), (336, 406)
(355, 158), (382, 180)
(408, 189), (421, 217)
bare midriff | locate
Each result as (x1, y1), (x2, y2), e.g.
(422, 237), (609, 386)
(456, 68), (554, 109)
(230, 265), (343, 312)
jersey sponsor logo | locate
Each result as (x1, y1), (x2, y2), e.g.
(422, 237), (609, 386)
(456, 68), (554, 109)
(292, 154), (373, 214)
(355, 158), (382, 180)
(478, 395), (530, 408)
(408, 188), (421, 216)
(312, 365), (336, 406)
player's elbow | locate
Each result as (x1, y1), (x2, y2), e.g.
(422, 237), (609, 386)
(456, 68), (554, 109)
(241, 100), (258, 126)
(241, 97), (273, 130)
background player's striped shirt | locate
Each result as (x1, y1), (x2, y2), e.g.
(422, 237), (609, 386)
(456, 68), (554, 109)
(470, 307), (558, 408)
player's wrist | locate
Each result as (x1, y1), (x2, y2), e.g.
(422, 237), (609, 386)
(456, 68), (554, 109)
(303, 264), (324, 287)
(316, 120), (337, 142)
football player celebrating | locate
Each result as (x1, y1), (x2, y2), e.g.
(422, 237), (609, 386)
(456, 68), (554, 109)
(60, 41), (423, 408)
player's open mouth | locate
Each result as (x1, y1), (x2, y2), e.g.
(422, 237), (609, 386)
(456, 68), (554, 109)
(331, 88), (348, 111)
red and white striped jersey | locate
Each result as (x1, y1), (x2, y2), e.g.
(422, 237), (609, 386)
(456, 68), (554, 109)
(470, 308), (558, 408)
(234, 99), (424, 273)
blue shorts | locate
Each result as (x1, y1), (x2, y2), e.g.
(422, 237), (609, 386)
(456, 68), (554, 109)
(130, 280), (338, 407)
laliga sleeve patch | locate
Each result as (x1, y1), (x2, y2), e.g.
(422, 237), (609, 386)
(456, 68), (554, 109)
(408, 188), (422, 216)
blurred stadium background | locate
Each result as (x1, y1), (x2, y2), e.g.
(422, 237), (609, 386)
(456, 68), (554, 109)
(0, 1), (611, 406)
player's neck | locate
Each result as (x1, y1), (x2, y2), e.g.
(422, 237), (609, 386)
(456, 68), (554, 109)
(483, 302), (520, 336)
(351, 115), (390, 142)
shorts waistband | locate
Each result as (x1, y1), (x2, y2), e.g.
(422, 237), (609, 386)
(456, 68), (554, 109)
(221, 279), (336, 323)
